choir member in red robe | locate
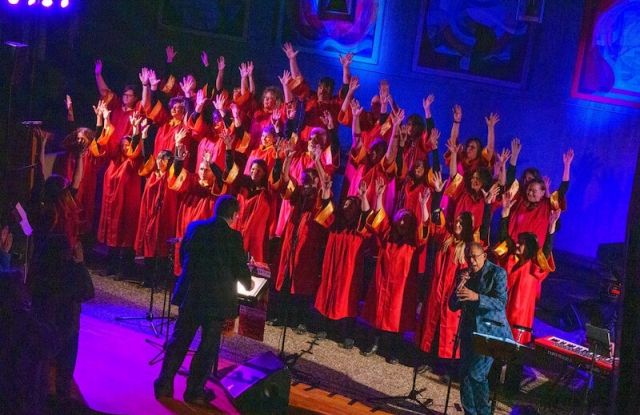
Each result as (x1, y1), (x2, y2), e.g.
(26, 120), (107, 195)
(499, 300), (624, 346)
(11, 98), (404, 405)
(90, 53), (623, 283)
(314, 180), (372, 349)
(496, 194), (559, 344)
(96, 111), (144, 279)
(94, 60), (143, 158)
(443, 106), (496, 176)
(223, 138), (277, 264)
(168, 145), (224, 276)
(134, 149), (178, 287)
(396, 95), (437, 179)
(505, 146), (574, 247)
(271, 150), (333, 333)
(360, 177), (430, 364)
(417, 172), (496, 361)
(248, 86), (284, 151)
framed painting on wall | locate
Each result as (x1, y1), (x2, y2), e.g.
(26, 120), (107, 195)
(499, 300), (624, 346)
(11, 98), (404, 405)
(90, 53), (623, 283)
(413, 0), (535, 88)
(158, 0), (249, 41)
(571, 0), (640, 108)
(278, 0), (386, 64)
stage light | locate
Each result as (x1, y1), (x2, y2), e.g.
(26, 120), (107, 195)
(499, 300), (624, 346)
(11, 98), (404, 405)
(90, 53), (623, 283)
(28, 0), (36, 5)
(8, 0), (20, 5)
(41, 0), (52, 6)
(60, 0), (69, 7)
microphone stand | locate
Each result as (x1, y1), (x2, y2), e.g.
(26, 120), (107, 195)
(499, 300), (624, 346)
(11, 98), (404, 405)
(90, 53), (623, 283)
(444, 272), (470, 415)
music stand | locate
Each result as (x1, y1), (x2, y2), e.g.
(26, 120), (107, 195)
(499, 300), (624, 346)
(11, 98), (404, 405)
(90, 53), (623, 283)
(582, 324), (611, 415)
(368, 364), (434, 413)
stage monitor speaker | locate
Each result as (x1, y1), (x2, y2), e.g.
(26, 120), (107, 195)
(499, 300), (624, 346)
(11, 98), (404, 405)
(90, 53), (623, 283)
(220, 351), (291, 414)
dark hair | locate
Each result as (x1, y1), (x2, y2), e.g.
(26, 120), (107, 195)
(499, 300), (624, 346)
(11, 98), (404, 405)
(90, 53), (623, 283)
(527, 177), (546, 193)
(43, 175), (68, 202)
(157, 150), (173, 160)
(520, 167), (542, 186)
(214, 195), (240, 219)
(261, 86), (283, 106)
(406, 114), (425, 135)
(466, 241), (485, 254)
(458, 212), (475, 242)
(408, 159), (429, 185)
(250, 159), (269, 187)
(122, 85), (139, 98)
(517, 232), (539, 260)
(464, 137), (483, 159)
(318, 77), (335, 93)
(303, 167), (319, 180)
(169, 96), (186, 109)
(464, 166), (493, 192)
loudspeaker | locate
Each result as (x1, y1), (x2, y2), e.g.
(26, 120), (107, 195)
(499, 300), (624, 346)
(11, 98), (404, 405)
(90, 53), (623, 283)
(220, 351), (291, 414)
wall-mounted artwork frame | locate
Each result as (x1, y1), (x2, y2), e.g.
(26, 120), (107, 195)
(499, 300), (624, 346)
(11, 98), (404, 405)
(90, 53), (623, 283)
(571, 0), (640, 109)
(413, 0), (535, 89)
(278, 0), (386, 64)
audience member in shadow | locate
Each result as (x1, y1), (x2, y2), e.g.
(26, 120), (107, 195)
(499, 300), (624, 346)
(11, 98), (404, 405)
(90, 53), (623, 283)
(0, 268), (57, 415)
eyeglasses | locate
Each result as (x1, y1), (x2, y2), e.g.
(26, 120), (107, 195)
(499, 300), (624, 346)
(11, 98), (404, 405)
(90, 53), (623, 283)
(466, 253), (485, 260)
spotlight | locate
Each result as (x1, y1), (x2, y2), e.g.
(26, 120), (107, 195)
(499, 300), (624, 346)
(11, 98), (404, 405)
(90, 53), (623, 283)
(28, 0), (36, 5)
(8, 0), (20, 5)
(60, 0), (68, 7)
(41, 0), (52, 6)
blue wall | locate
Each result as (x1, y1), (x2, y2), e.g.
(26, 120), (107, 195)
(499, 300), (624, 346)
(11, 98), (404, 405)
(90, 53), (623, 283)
(3, 0), (638, 258)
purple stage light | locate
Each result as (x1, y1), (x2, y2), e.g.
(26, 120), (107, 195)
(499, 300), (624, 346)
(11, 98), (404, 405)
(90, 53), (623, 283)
(60, 0), (68, 7)
(28, 0), (36, 5)
(8, 0), (20, 5)
(41, 0), (52, 6)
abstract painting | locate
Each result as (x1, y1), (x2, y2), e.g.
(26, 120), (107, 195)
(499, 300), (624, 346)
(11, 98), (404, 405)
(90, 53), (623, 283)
(571, 0), (640, 108)
(413, 0), (535, 88)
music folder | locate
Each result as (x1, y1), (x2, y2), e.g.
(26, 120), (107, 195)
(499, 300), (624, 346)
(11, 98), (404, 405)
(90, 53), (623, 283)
(237, 276), (268, 299)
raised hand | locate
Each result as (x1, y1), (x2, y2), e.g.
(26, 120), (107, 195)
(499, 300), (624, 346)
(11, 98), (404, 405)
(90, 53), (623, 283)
(180, 75), (195, 97)
(141, 119), (150, 140)
(166, 45), (177, 63)
(271, 106), (282, 124)
(399, 125), (408, 147)
(286, 103), (297, 120)
(433, 171), (445, 193)
(139, 67), (149, 85)
(391, 108), (405, 126)
(148, 69), (161, 90)
(496, 148), (511, 168)
(65, 94), (73, 111)
(350, 99), (363, 117)
(485, 112), (500, 127)
(358, 179), (367, 198)
(445, 137), (459, 154)
(429, 128), (441, 149)
(422, 94), (435, 113)
(348, 75), (360, 92)
(418, 187), (432, 208)
(246, 61), (254, 76)
(94, 59), (103, 75)
(174, 128), (187, 146)
(217, 56), (225, 71)
(482, 183), (500, 204)
(501, 191), (517, 216)
(543, 176), (552, 197)
(223, 131), (235, 149)
(452, 104), (462, 123)
(282, 42), (299, 59)
(239, 62), (248, 78)
(375, 176), (386, 197)
(230, 103), (241, 121)
(339, 52), (353, 67)
(549, 209), (561, 233)
(563, 148), (574, 166)
(213, 93), (226, 111)
(511, 137), (522, 159)
(0, 225), (13, 253)
(321, 178), (332, 199)
(201, 50), (209, 67)
(195, 89), (207, 113)
(278, 69), (292, 86)
(319, 110), (334, 130)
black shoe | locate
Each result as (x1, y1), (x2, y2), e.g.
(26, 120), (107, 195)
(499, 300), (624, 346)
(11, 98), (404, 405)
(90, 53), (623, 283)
(416, 364), (432, 375)
(184, 388), (215, 406)
(360, 343), (378, 357)
(338, 338), (355, 349)
(314, 331), (327, 340)
(266, 318), (283, 327)
(386, 356), (400, 365)
(294, 324), (307, 335)
(153, 379), (173, 400)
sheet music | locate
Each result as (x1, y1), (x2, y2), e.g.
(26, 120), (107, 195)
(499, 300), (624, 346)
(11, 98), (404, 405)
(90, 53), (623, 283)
(15, 203), (32, 236)
(237, 276), (267, 298)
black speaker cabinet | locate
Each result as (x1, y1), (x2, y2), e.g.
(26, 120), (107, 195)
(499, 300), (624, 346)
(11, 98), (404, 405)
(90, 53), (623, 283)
(220, 351), (291, 414)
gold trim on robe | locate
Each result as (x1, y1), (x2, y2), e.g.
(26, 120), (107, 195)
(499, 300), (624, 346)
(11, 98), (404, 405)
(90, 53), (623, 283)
(234, 130), (251, 154)
(168, 167), (188, 191)
(444, 173), (463, 198)
(366, 208), (386, 231)
(550, 191), (567, 211)
(493, 240), (509, 258)
(162, 75), (176, 95)
(224, 163), (239, 184)
(314, 201), (335, 228)
(88, 140), (104, 158)
(138, 155), (156, 176)
(536, 250), (555, 273)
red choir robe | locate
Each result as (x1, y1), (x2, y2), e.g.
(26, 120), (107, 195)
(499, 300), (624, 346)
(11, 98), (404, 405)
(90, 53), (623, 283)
(103, 90), (143, 158)
(225, 164), (278, 264)
(249, 109), (283, 152)
(398, 134), (436, 180)
(274, 147), (335, 236)
(444, 147), (493, 176)
(417, 223), (468, 358)
(343, 144), (397, 216)
(498, 248), (555, 344)
(96, 127), (143, 248)
(445, 176), (498, 233)
(361, 208), (428, 333)
(134, 163), (178, 258)
(243, 144), (277, 176)
(508, 196), (556, 249)
(275, 182), (333, 296)
(168, 165), (221, 276)
(314, 211), (371, 320)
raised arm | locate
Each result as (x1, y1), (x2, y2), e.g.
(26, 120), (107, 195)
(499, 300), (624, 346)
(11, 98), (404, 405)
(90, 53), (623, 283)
(278, 70), (293, 105)
(562, 148), (574, 183)
(350, 99), (363, 153)
(358, 180), (370, 212)
(139, 67), (151, 110)
(94, 59), (109, 97)
(495, 148), (511, 186)
(339, 52), (353, 85)
(216, 56), (225, 92)
(450, 104), (462, 145)
(445, 137), (460, 179)
(239, 62), (249, 96)
(282, 42), (301, 79)
(384, 108), (404, 165)
(246, 61), (255, 95)
(419, 187), (431, 224)
(484, 112), (499, 160)
(340, 75), (360, 115)
(374, 176), (386, 211)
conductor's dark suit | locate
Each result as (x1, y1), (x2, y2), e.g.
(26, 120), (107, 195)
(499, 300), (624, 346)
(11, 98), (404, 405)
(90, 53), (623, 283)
(157, 216), (251, 396)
